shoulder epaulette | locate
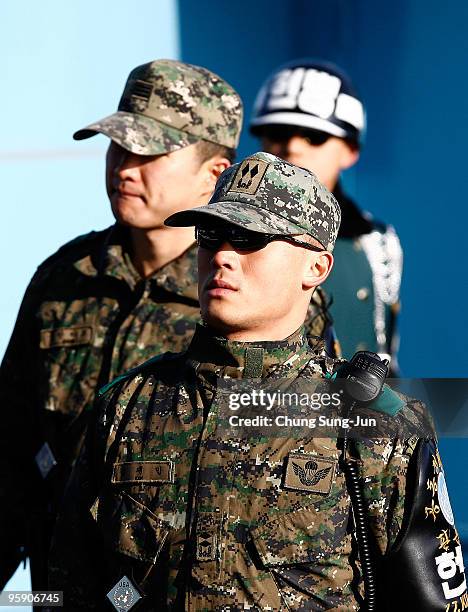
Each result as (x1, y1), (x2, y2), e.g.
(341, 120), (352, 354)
(37, 226), (113, 272)
(98, 351), (180, 398)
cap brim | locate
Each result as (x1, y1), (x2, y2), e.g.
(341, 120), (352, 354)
(165, 200), (306, 235)
(250, 113), (347, 139)
(73, 111), (199, 155)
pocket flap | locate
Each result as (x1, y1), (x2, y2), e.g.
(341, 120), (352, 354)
(250, 504), (349, 567)
(100, 492), (170, 563)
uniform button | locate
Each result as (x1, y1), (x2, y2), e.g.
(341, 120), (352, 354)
(357, 287), (369, 300)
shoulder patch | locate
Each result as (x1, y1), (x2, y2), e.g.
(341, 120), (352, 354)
(37, 227), (113, 273)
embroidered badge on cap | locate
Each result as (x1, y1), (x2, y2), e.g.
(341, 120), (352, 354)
(229, 158), (268, 195)
(112, 461), (174, 484)
(35, 442), (57, 479)
(107, 575), (142, 611)
(283, 452), (335, 494)
(124, 79), (153, 112)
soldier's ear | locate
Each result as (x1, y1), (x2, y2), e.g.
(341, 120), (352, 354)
(200, 156), (231, 196)
(303, 251), (333, 289)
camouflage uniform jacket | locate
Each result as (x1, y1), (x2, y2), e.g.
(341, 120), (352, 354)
(0, 223), (199, 586)
(49, 325), (461, 611)
(0, 224), (333, 588)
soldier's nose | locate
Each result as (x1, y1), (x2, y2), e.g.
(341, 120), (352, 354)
(211, 242), (237, 269)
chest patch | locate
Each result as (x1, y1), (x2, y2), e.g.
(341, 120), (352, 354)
(111, 461), (174, 484)
(283, 452), (335, 495)
(40, 325), (94, 348)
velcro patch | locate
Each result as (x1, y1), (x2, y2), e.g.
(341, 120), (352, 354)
(120, 79), (153, 114)
(40, 325), (93, 348)
(196, 531), (217, 562)
(229, 159), (269, 195)
(112, 461), (174, 484)
(283, 452), (335, 495)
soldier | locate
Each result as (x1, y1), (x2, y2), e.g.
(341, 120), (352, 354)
(0, 59), (243, 591)
(250, 60), (403, 372)
(50, 152), (465, 610)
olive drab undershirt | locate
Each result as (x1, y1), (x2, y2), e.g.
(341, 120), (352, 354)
(49, 325), (446, 611)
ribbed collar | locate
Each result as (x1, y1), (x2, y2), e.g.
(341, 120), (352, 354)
(187, 324), (315, 380)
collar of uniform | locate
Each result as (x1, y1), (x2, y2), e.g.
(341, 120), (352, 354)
(73, 224), (198, 300)
(334, 181), (374, 238)
(187, 324), (312, 379)
(149, 242), (198, 301)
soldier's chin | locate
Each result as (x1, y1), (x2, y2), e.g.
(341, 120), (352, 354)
(110, 196), (151, 225)
(201, 307), (243, 336)
(111, 201), (140, 226)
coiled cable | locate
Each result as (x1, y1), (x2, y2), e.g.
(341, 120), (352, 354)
(342, 450), (378, 611)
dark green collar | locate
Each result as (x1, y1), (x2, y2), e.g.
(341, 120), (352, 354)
(187, 324), (314, 379)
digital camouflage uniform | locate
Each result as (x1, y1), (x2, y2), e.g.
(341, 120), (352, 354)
(50, 153), (466, 610)
(0, 59), (243, 590)
(0, 70), (338, 591)
(49, 325), (466, 611)
(0, 223), (333, 578)
(0, 226), (201, 588)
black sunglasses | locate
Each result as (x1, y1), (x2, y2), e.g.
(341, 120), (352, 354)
(196, 226), (324, 252)
(260, 125), (331, 146)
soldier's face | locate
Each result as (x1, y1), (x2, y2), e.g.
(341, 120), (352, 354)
(260, 133), (358, 192)
(106, 142), (212, 229)
(198, 234), (327, 340)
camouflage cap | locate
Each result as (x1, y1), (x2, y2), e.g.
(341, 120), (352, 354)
(73, 59), (243, 155)
(165, 152), (341, 251)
